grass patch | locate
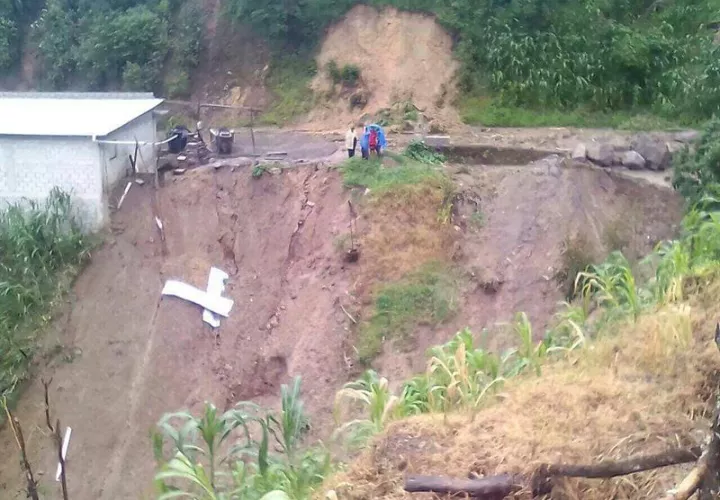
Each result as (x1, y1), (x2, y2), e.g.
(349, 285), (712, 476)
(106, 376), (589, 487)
(340, 157), (445, 193)
(357, 263), (458, 364)
(258, 58), (317, 126)
(458, 96), (699, 130)
(469, 210), (486, 230)
(0, 189), (91, 402)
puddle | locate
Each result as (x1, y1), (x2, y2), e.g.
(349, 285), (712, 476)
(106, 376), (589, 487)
(440, 144), (562, 165)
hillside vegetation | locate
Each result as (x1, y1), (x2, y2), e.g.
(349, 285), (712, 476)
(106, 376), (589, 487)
(2, 0), (718, 125)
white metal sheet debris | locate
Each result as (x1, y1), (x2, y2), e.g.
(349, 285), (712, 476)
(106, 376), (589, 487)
(55, 427), (72, 481)
(116, 182), (132, 210)
(203, 267), (229, 328)
(161, 280), (233, 317)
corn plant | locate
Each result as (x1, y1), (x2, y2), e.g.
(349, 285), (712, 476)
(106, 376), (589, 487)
(0, 189), (90, 401)
(504, 312), (547, 376)
(425, 328), (507, 411)
(576, 251), (645, 321)
(333, 370), (401, 447)
(543, 302), (588, 354)
(154, 377), (328, 500)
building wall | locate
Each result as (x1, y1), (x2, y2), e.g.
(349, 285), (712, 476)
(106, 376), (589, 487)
(0, 136), (105, 229)
(99, 110), (157, 190)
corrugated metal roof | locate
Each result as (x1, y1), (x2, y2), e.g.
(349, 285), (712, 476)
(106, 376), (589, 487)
(0, 92), (164, 137)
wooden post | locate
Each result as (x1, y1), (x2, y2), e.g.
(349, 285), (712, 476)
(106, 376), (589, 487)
(42, 377), (54, 434)
(2, 401), (39, 500)
(249, 110), (256, 156)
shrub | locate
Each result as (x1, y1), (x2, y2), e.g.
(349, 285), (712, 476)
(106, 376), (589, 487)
(0, 16), (17, 70)
(165, 69), (190, 98)
(555, 232), (596, 300)
(0, 189), (90, 400)
(672, 118), (720, 203)
(404, 140), (445, 165)
(77, 5), (168, 89)
(340, 64), (360, 86)
(326, 60), (341, 84)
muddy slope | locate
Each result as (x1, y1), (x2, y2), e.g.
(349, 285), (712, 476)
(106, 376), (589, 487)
(0, 158), (683, 499)
(377, 160), (683, 381)
(0, 166), (357, 499)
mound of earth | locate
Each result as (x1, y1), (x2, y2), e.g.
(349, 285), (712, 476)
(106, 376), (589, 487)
(307, 5), (460, 131)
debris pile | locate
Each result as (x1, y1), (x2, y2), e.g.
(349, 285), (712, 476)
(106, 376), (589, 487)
(573, 132), (699, 171)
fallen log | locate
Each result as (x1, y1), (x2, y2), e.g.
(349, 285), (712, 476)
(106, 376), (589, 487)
(536, 447), (702, 480)
(405, 474), (523, 498)
(698, 398), (720, 500)
(405, 447), (702, 498)
(662, 328), (720, 500)
(659, 453), (708, 500)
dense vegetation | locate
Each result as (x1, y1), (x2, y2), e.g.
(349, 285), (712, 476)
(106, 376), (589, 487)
(1, 0), (203, 96)
(227, 0), (720, 124)
(0, 189), (90, 403)
(4, 0), (717, 124)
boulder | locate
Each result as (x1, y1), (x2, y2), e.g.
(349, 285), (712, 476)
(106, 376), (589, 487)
(571, 143), (587, 161)
(586, 143), (615, 167)
(621, 150), (646, 170)
(631, 134), (671, 170)
(673, 130), (700, 143)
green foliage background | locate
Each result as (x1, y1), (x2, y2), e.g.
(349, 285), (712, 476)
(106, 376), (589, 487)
(1, 0), (719, 120)
(2, 0), (203, 95)
(225, 0), (720, 121)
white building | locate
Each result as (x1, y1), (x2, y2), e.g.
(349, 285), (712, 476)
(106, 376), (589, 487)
(0, 92), (164, 229)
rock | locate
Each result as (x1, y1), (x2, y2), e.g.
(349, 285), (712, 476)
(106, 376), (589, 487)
(269, 167), (282, 176)
(306, 201), (316, 207)
(349, 89), (369, 109)
(586, 143), (615, 167)
(173, 168), (186, 175)
(673, 130), (700, 143)
(571, 143), (587, 161)
(631, 134), (670, 170)
(424, 135), (450, 148)
(266, 314), (279, 330)
(621, 150), (646, 170)
(134, 178), (145, 185)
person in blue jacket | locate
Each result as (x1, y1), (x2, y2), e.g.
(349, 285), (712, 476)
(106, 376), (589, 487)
(360, 124), (387, 160)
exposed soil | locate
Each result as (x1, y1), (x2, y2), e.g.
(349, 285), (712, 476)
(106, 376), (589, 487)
(307, 5), (459, 131)
(0, 133), (683, 498)
(0, 160), (360, 499)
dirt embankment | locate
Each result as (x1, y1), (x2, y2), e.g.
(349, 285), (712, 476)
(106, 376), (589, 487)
(307, 5), (459, 131)
(0, 150), (683, 499)
(0, 164), (359, 499)
(368, 158), (683, 381)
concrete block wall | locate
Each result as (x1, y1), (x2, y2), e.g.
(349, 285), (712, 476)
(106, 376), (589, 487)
(100, 111), (157, 189)
(0, 136), (105, 229)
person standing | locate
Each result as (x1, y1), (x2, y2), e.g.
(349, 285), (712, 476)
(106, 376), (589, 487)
(345, 125), (358, 158)
(360, 125), (370, 160)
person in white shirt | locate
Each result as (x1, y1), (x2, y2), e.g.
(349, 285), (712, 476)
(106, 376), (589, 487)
(345, 125), (358, 158)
